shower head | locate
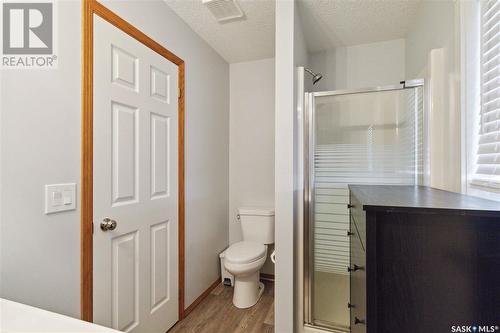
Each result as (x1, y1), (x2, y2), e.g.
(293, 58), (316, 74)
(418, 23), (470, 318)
(305, 68), (323, 85)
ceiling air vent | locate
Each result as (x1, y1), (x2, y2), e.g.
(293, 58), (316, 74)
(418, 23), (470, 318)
(202, 0), (244, 23)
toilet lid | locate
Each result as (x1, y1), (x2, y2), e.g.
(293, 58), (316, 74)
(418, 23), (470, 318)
(225, 241), (266, 264)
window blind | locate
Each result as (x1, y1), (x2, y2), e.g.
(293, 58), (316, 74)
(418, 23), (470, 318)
(475, 0), (500, 187)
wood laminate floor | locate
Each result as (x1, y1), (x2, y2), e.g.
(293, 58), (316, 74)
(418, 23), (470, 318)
(169, 280), (274, 333)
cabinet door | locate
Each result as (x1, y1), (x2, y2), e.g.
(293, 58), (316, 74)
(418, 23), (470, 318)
(350, 214), (366, 333)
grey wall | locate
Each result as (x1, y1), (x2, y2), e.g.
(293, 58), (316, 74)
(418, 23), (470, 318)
(405, 1), (457, 78)
(275, 0), (310, 331)
(309, 39), (406, 91)
(275, 1), (298, 331)
(0, 0), (82, 317)
(405, 1), (461, 192)
(0, 0), (229, 317)
(229, 58), (275, 275)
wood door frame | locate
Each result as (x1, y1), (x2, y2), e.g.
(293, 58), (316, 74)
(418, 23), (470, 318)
(81, 0), (185, 322)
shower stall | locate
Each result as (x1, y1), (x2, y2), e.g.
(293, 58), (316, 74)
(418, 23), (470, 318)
(303, 79), (426, 332)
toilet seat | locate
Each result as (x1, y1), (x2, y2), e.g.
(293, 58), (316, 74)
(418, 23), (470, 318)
(225, 241), (266, 264)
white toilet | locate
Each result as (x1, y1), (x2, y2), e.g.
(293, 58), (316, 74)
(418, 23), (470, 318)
(224, 208), (275, 308)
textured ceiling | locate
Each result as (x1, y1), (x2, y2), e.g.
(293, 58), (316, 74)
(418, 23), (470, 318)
(164, 0), (422, 63)
(164, 0), (276, 63)
(298, 0), (422, 53)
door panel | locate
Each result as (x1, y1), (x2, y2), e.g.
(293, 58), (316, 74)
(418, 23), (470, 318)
(150, 66), (170, 103)
(94, 15), (179, 333)
(111, 45), (139, 91)
(151, 113), (170, 199)
(150, 221), (169, 312)
(112, 231), (139, 331)
(111, 102), (138, 205)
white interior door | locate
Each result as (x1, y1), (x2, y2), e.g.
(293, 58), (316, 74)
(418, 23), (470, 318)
(93, 15), (179, 333)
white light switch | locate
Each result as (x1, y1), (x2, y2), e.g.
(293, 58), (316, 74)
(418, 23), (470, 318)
(45, 183), (77, 214)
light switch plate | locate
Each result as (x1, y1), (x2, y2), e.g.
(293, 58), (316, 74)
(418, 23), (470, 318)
(45, 183), (77, 214)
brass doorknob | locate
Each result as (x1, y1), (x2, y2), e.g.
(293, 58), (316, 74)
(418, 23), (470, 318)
(100, 218), (117, 231)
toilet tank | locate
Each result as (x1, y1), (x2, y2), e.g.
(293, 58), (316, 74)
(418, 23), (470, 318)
(238, 208), (275, 244)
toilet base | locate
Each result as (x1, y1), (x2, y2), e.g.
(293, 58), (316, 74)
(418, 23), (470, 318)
(232, 271), (265, 309)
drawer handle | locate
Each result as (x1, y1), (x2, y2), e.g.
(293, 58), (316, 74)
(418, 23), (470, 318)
(355, 317), (366, 325)
(347, 303), (355, 309)
(348, 264), (364, 272)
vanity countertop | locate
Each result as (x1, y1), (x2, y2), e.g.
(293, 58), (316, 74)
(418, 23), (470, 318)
(0, 298), (122, 333)
(349, 185), (500, 217)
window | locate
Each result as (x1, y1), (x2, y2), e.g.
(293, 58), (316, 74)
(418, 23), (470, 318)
(470, 0), (500, 190)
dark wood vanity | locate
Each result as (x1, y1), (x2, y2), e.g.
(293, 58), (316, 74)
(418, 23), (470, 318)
(348, 185), (500, 333)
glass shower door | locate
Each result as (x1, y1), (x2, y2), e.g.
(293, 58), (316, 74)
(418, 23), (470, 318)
(305, 84), (425, 331)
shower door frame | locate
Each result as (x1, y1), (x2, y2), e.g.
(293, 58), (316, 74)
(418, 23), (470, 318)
(303, 79), (425, 331)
